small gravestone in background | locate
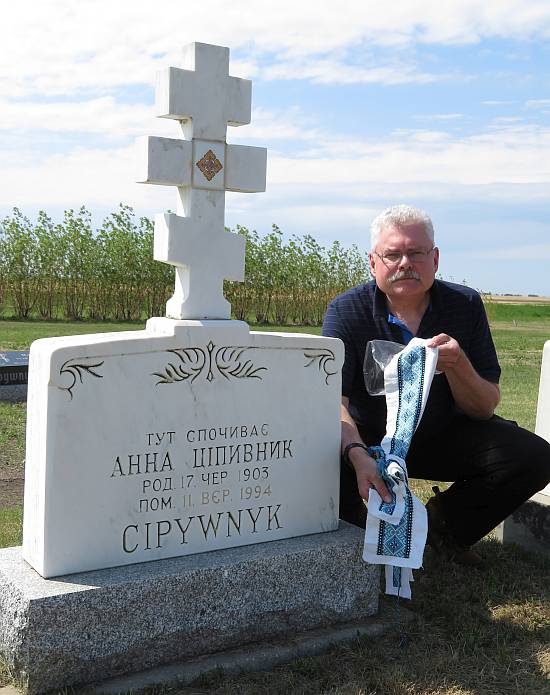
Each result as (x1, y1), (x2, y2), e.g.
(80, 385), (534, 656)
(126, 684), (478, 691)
(0, 351), (28, 402)
(497, 341), (550, 553)
(0, 43), (380, 694)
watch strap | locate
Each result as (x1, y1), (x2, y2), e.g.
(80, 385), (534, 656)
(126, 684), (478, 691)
(343, 442), (369, 468)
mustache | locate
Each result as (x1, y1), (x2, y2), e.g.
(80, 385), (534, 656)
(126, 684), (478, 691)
(389, 270), (421, 283)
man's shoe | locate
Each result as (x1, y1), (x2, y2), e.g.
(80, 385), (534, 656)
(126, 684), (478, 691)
(425, 486), (449, 553)
(447, 546), (484, 569)
(425, 486), (485, 569)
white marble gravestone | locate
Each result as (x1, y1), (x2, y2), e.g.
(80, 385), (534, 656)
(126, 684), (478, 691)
(1, 43), (380, 694)
(22, 320), (343, 577)
(21, 42), (342, 578)
(535, 340), (550, 496)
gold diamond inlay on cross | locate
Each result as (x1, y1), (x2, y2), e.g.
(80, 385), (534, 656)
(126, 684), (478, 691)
(196, 149), (223, 181)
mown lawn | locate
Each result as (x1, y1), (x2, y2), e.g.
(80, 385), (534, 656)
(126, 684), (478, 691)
(0, 509), (23, 548)
(0, 314), (549, 694)
(0, 318), (145, 351)
(493, 325), (548, 432)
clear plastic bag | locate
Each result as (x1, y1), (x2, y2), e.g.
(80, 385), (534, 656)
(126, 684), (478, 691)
(363, 340), (405, 396)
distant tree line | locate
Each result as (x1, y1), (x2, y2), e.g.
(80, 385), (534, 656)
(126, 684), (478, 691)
(0, 205), (370, 325)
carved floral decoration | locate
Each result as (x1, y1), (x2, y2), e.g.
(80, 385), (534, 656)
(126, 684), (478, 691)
(153, 341), (266, 384)
(303, 349), (337, 385)
(59, 359), (104, 399)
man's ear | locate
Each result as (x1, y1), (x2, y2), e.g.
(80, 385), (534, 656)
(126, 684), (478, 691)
(433, 247), (440, 273)
(369, 252), (376, 277)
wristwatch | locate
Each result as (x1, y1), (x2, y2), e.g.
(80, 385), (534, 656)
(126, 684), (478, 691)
(343, 442), (369, 468)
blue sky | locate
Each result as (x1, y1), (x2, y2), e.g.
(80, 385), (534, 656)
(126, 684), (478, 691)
(1, 1), (550, 295)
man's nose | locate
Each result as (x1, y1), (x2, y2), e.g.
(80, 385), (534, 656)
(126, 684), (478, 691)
(397, 253), (413, 269)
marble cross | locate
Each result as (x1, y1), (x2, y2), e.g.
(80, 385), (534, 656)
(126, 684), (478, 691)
(138, 42), (267, 320)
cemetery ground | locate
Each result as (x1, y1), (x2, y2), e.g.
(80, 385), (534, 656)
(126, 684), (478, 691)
(0, 312), (549, 694)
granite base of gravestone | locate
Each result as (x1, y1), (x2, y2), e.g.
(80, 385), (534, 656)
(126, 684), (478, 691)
(0, 524), (379, 695)
(498, 339), (550, 554)
(495, 492), (550, 555)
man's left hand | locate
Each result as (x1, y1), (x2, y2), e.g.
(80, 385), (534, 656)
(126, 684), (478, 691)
(427, 332), (500, 419)
(427, 333), (463, 373)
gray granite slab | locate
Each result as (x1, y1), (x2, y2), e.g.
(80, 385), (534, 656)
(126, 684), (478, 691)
(496, 492), (550, 555)
(0, 522), (379, 694)
(0, 385), (26, 403)
(91, 610), (401, 695)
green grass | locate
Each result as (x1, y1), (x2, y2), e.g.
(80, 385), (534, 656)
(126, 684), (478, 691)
(250, 325), (323, 334)
(484, 301), (550, 323)
(1, 314), (549, 694)
(0, 318), (145, 351)
(0, 320), (322, 351)
(0, 509), (23, 548)
(0, 402), (26, 473)
(168, 540), (550, 695)
(492, 326), (548, 432)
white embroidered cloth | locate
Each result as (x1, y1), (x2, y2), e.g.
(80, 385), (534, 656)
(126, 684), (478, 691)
(362, 337), (439, 599)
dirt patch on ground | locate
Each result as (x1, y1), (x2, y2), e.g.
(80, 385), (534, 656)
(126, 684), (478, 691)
(0, 470), (24, 509)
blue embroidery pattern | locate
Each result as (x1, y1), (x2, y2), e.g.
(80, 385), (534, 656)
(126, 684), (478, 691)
(371, 345), (426, 562)
(376, 488), (414, 559)
(392, 565), (402, 588)
(363, 339), (435, 599)
(390, 346), (426, 460)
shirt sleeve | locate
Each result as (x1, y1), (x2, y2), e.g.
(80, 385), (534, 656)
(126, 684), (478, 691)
(467, 293), (501, 384)
(322, 298), (357, 398)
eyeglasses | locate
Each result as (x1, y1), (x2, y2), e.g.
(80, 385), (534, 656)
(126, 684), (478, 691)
(374, 247), (435, 266)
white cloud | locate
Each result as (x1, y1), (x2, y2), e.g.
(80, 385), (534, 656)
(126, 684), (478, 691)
(1, 0), (549, 238)
(264, 122), (550, 187)
(415, 114), (464, 121)
(0, 143), (172, 210)
(2, 0), (550, 100)
(525, 99), (550, 108)
(476, 243), (550, 260)
(2, 119), (549, 219)
(261, 58), (449, 85)
(226, 193), (378, 242)
(490, 116), (524, 124)
(0, 98), (312, 146)
(231, 107), (324, 143)
(0, 97), (154, 136)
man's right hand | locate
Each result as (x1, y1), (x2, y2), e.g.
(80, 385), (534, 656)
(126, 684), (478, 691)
(340, 397), (392, 504)
(347, 445), (392, 503)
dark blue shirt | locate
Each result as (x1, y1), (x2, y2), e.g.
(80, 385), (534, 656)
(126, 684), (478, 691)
(322, 280), (501, 445)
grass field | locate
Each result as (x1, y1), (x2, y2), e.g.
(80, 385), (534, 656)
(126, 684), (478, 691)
(0, 318), (145, 351)
(0, 312), (549, 694)
(484, 299), (550, 321)
(0, 509), (22, 548)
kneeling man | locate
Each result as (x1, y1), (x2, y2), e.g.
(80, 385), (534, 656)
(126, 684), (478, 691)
(323, 204), (550, 566)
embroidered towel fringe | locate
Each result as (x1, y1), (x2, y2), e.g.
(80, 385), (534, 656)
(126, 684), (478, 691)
(362, 338), (439, 599)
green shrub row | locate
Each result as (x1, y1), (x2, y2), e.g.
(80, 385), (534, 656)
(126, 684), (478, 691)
(0, 205), (370, 325)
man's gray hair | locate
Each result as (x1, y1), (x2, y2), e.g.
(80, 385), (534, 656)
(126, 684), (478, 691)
(370, 204), (435, 249)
